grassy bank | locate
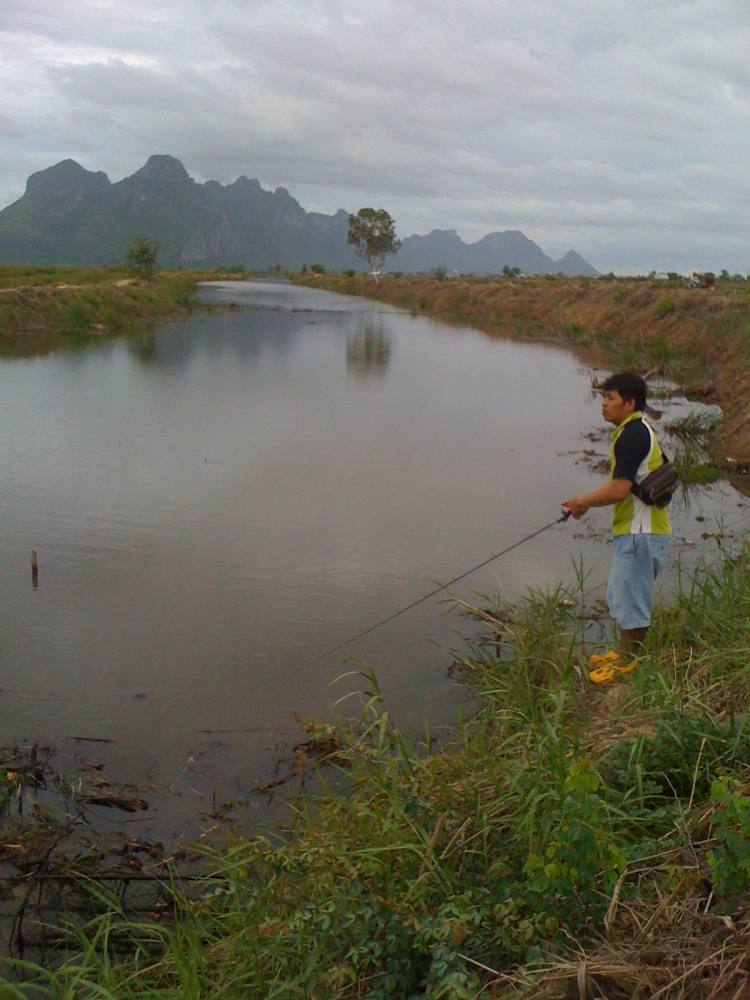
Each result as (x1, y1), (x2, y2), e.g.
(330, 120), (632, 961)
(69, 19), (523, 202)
(299, 274), (750, 468)
(6, 540), (750, 997)
(0, 267), (218, 355)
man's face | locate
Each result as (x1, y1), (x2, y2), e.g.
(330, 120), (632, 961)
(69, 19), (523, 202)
(601, 389), (636, 426)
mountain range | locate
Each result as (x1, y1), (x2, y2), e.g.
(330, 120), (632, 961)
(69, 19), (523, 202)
(0, 155), (598, 276)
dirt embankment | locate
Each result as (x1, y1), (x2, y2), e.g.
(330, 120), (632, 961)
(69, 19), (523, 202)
(303, 274), (750, 464)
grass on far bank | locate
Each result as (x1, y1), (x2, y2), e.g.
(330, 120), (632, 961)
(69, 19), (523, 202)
(6, 535), (750, 998)
(0, 270), (206, 354)
(0, 265), (134, 290)
(0, 265), (276, 351)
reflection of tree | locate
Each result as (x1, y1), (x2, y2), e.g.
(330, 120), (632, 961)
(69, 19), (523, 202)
(128, 332), (158, 365)
(346, 321), (392, 379)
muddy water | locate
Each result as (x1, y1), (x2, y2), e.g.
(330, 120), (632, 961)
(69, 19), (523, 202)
(1, 280), (747, 839)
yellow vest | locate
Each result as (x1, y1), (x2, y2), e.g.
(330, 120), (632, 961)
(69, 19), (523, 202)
(610, 412), (672, 536)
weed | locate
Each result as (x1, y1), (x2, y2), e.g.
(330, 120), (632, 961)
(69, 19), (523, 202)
(656, 296), (676, 317)
(708, 778), (750, 909)
(666, 410), (720, 441)
(525, 759), (626, 929)
(64, 301), (92, 331)
(604, 711), (750, 802)
(669, 434), (724, 485)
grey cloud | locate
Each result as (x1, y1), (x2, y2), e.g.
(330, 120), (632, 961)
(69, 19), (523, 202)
(1, 0), (750, 270)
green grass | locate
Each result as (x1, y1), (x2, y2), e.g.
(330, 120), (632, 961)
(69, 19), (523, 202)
(6, 541), (750, 997)
(656, 296), (676, 318)
(665, 409), (725, 485)
(0, 265), (131, 290)
(0, 273), (200, 350)
(667, 410), (720, 441)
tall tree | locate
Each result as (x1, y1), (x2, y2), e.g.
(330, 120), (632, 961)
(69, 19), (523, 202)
(347, 209), (400, 272)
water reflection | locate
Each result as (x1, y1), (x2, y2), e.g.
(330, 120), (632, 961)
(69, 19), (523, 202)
(346, 319), (392, 380)
(0, 328), (118, 361)
(128, 331), (158, 365)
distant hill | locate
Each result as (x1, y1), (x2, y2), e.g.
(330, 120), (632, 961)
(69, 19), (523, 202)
(0, 155), (598, 276)
(553, 249), (599, 277)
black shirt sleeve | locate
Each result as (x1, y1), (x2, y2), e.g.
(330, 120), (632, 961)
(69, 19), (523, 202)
(613, 420), (651, 481)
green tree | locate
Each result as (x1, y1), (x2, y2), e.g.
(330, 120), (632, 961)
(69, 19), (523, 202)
(347, 208), (400, 272)
(125, 235), (159, 279)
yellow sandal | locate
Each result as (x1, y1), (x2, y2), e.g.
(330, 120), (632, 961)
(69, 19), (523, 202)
(588, 660), (638, 685)
(588, 650), (620, 666)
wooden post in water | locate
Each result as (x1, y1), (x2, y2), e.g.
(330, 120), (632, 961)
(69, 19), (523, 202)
(31, 550), (38, 589)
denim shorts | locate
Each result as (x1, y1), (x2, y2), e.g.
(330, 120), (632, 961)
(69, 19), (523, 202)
(606, 533), (671, 630)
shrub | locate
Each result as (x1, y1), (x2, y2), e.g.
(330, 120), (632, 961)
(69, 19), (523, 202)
(125, 235), (159, 279)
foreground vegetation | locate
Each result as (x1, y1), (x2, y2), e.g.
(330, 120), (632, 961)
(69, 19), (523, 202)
(299, 273), (750, 469)
(5, 537), (750, 997)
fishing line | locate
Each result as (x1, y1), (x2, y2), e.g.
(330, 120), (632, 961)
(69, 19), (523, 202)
(299, 510), (571, 670)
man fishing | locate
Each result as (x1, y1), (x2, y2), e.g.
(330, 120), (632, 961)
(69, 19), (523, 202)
(562, 372), (672, 684)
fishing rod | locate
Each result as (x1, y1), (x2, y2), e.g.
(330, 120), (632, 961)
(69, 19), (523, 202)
(300, 510), (571, 670)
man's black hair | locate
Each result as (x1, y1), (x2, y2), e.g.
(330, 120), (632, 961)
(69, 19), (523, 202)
(602, 371), (647, 411)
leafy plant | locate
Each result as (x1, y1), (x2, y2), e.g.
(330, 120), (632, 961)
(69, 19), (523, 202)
(708, 778), (750, 909)
(525, 760), (626, 931)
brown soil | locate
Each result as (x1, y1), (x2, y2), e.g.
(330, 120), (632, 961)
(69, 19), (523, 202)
(302, 274), (750, 464)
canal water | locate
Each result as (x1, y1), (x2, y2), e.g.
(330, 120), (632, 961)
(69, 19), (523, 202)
(1, 280), (747, 838)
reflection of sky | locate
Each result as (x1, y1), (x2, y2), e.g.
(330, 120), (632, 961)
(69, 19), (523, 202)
(0, 280), (747, 838)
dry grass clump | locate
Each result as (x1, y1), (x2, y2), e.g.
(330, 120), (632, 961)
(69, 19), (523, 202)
(510, 902), (750, 999)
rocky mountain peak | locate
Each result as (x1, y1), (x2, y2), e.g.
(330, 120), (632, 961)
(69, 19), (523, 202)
(131, 155), (191, 184)
(25, 159), (110, 198)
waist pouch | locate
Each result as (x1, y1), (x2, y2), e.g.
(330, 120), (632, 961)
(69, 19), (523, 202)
(631, 456), (679, 508)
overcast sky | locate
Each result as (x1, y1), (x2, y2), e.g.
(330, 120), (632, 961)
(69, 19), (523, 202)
(2, 0), (749, 272)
